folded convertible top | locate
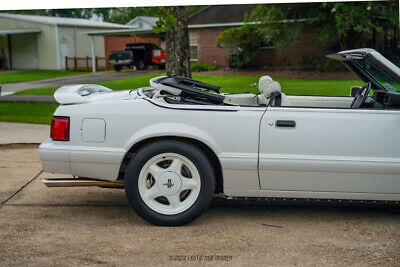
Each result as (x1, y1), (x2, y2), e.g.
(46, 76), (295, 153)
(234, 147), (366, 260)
(151, 76), (225, 104)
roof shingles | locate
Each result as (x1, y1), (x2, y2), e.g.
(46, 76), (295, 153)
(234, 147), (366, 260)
(189, 5), (255, 25)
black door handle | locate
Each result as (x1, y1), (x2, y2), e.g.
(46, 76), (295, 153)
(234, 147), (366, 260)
(276, 120), (296, 127)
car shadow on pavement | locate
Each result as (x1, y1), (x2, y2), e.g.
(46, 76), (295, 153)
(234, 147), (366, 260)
(209, 197), (399, 217)
(13, 188), (397, 227)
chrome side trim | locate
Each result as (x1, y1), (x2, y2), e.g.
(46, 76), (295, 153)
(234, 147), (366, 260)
(41, 178), (124, 188)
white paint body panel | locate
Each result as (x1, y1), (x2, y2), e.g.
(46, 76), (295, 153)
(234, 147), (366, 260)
(39, 88), (400, 201)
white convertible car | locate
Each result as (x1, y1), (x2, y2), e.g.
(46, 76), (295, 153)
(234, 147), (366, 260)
(39, 48), (400, 225)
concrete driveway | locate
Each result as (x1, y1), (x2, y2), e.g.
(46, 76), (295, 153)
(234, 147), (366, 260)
(0, 144), (399, 265)
(1, 70), (159, 95)
(0, 122), (49, 144)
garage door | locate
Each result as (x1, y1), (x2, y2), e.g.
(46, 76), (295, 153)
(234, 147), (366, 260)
(10, 33), (39, 69)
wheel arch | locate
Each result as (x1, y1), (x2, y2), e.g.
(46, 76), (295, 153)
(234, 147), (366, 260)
(118, 136), (224, 194)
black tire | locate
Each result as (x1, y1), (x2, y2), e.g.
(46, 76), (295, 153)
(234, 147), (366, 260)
(136, 60), (147, 70)
(114, 65), (122, 72)
(124, 140), (215, 226)
(157, 64), (166, 70)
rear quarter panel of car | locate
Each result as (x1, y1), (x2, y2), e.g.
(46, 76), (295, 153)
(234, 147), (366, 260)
(58, 99), (265, 193)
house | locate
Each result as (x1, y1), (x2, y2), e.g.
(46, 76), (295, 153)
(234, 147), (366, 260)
(188, 5), (254, 67)
(189, 4), (399, 68)
(0, 13), (130, 70)
(188, 4), (335, 68)
(127, 16), (159, 30)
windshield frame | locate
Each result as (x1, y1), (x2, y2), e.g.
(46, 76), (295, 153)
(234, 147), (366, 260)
(327, 49), (400, 92)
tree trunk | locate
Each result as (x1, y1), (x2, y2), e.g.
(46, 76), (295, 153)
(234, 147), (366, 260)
(165, 6), (191, 78)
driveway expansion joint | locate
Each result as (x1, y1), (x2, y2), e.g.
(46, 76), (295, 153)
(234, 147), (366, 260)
(0, 170), (43, 208)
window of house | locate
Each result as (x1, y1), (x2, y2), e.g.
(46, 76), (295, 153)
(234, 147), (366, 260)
(189, 31), (198, 61)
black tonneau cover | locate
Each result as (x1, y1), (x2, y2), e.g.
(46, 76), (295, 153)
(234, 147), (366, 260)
(158, 76), (225, 104)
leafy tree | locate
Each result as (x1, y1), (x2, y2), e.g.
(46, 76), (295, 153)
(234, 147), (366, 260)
(3, 9), (48, 16)
(250, 4), (303, 51)
(4, 9), (92, 18)
(216, 24), (263, 68)
(251, 1), (399, 51)
(186, 6), (207, 16)
(329, 1), (399, 50)
(96, 7), (161, 24)
(46, 9), (92, 18)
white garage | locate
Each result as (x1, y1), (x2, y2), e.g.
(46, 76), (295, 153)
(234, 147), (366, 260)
(0, 13), (129, 70)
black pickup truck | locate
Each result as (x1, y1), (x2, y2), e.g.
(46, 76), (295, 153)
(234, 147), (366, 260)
(108, 43), (166, 71)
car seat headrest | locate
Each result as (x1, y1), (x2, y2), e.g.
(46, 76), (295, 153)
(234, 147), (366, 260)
(259, 75), (281, 98)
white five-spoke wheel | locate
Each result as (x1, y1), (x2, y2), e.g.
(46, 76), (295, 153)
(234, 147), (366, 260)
(124, 140), (215, 226)
(138, 153), (201, 215)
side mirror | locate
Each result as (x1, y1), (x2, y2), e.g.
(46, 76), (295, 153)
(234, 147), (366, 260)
(350, 86), (362, 97)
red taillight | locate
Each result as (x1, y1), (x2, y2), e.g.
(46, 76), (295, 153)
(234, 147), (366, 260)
(50, 116), (69, 141)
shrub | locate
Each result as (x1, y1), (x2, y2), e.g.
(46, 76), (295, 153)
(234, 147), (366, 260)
(299, 53), (344, 72)
(299, 54), (321, 69)
(316, 59), (343, 72)
(191, 63), (217, 72)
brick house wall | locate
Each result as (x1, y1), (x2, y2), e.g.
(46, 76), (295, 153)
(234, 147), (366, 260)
(196, 27), (230, 67)
(104, 36), (162, 57)
(104, 36), (134, 58)
(134, 37), (162, 48)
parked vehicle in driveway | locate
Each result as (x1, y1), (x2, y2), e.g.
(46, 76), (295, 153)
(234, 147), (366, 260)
(108, 43), (166, 71)
(39, 48), (400, 226)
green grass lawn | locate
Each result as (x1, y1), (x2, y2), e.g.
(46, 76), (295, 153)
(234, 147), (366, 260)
(0, 70), (88, 84)
(14, 72), (361, 96)
(4, 73), (362, 125)
(0, 102), (58, 124)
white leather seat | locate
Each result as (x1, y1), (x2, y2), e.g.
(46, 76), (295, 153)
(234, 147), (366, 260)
(258, 75), (291, 106)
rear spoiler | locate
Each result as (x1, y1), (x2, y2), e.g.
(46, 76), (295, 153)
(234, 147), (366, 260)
(54, 84), (112, 104)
